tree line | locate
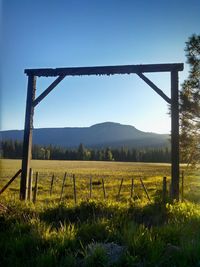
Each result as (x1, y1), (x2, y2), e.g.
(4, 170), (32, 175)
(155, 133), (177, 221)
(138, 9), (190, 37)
(0, 140), (171, 163)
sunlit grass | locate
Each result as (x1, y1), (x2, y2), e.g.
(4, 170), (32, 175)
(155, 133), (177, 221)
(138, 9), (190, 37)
(0, 197), (200, 266)
(0, 159), (200, 266)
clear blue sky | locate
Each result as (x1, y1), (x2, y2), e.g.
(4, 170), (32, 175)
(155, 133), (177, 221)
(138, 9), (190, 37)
(1, 0), (200, 133)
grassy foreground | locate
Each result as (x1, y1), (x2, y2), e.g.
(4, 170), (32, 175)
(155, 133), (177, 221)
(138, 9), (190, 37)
(0, 160), (200, 266)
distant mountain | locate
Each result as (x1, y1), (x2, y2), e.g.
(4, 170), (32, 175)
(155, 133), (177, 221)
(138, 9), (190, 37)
(0, 122), (170, 148)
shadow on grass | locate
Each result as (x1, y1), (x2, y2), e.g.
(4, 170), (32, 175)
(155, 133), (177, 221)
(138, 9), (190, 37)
(39, 200), (169, 229)
(39, 201), (118, 227)
(1, 199), (200, 267)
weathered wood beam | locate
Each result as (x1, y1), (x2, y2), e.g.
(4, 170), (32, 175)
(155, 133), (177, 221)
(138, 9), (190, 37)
(25, 63), (184, 77)
(0, 169), (22, 195)
(33, 75), (65, 107)
(21, 62), (183, 203)
(171, 70), (180, 201)
(20, 75), (36, 200)
(137, 73), (171, 104)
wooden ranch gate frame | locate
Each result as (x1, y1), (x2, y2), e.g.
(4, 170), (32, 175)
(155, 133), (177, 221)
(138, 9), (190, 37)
(20, 63), (184, 201)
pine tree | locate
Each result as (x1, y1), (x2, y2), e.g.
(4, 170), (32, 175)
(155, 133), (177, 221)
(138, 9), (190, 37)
(77, 143), (86, 160)
(104, 147), (113, 161)
(180, 34), (200, 166)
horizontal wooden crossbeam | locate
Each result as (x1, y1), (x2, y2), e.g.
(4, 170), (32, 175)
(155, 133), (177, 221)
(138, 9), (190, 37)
(25, 63), (184, 77)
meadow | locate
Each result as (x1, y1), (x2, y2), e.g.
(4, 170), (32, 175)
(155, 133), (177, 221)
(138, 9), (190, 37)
(0, 159), (200, 266)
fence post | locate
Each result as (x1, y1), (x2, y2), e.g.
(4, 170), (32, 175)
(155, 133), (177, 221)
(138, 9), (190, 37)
(140, 177), (150, 202)
(102, 178), (106, 199)
(117, 178), (123, 200)
(131, 178), (134, 198)
(27, 168), (33, 201)
(89, 176), (92, 198)
(60, 172), (67, 202)
(181, 171), (184, 202)
(50, 174), (55, 196)
(33, 172), (39, 203)
(162, 177), (167, 204)
(73, 174), (77, 204)
(169, 182), (172, 199)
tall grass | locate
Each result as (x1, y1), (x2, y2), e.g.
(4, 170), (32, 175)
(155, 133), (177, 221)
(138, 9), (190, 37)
(0, 160), (200, 266)
(0, 198), (200, 266)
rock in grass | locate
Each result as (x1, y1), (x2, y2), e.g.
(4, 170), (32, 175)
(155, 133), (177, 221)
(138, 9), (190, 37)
(164, 243), (181, 258)
(86, 242), (126, 266)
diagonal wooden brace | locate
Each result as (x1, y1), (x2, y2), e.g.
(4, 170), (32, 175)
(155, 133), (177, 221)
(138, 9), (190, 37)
(33, 75), (66, 107)
(137, 72), (171, 104)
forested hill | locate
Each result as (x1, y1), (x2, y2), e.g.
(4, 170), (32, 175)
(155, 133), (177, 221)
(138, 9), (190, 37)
(0, 122), (169, 149)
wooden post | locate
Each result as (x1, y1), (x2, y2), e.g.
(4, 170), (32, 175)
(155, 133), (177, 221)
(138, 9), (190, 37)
(20, 75), (36, 200)
(73, 174), (77, 204)
(102, 178), (106, 199)
(131, 178), (134, 198)
(33, 172), (39, 203)
(162, 177), (167, 204)
(89, 176), (92, 198)
(27, 168), (33, 201)
(171, 70), (180, 201)
(50, 174), (55, 196)
(169, 182), (172, 199)
(181, 171), (184, 202)
(60, 172), (67, 202)
(117, 178), (124, 200)
(140, 178), (150, 201)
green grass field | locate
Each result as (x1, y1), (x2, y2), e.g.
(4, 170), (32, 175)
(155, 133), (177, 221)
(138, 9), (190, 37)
(0, 159), (200, 266)
(0, 159), (199, 203)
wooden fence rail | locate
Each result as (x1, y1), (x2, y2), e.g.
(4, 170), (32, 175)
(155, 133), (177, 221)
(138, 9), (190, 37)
(102, 178), (106, 199)
(162, 177), (167, 204)
(0, 169), (22, 195)
(89, 176), (92, 198)
(50, 174), (55, 196)
(27, 168), (33, 201)
(73, 174), (77, 204)
(140, 178), (151, 201)
(33, 172), (39, 203)
(117, 178), (124, 200)
(181, 171), (184, 202)
(1, 170), (173, 204)
(60, 172), (67, 202)
(131, 178), (134, 198)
